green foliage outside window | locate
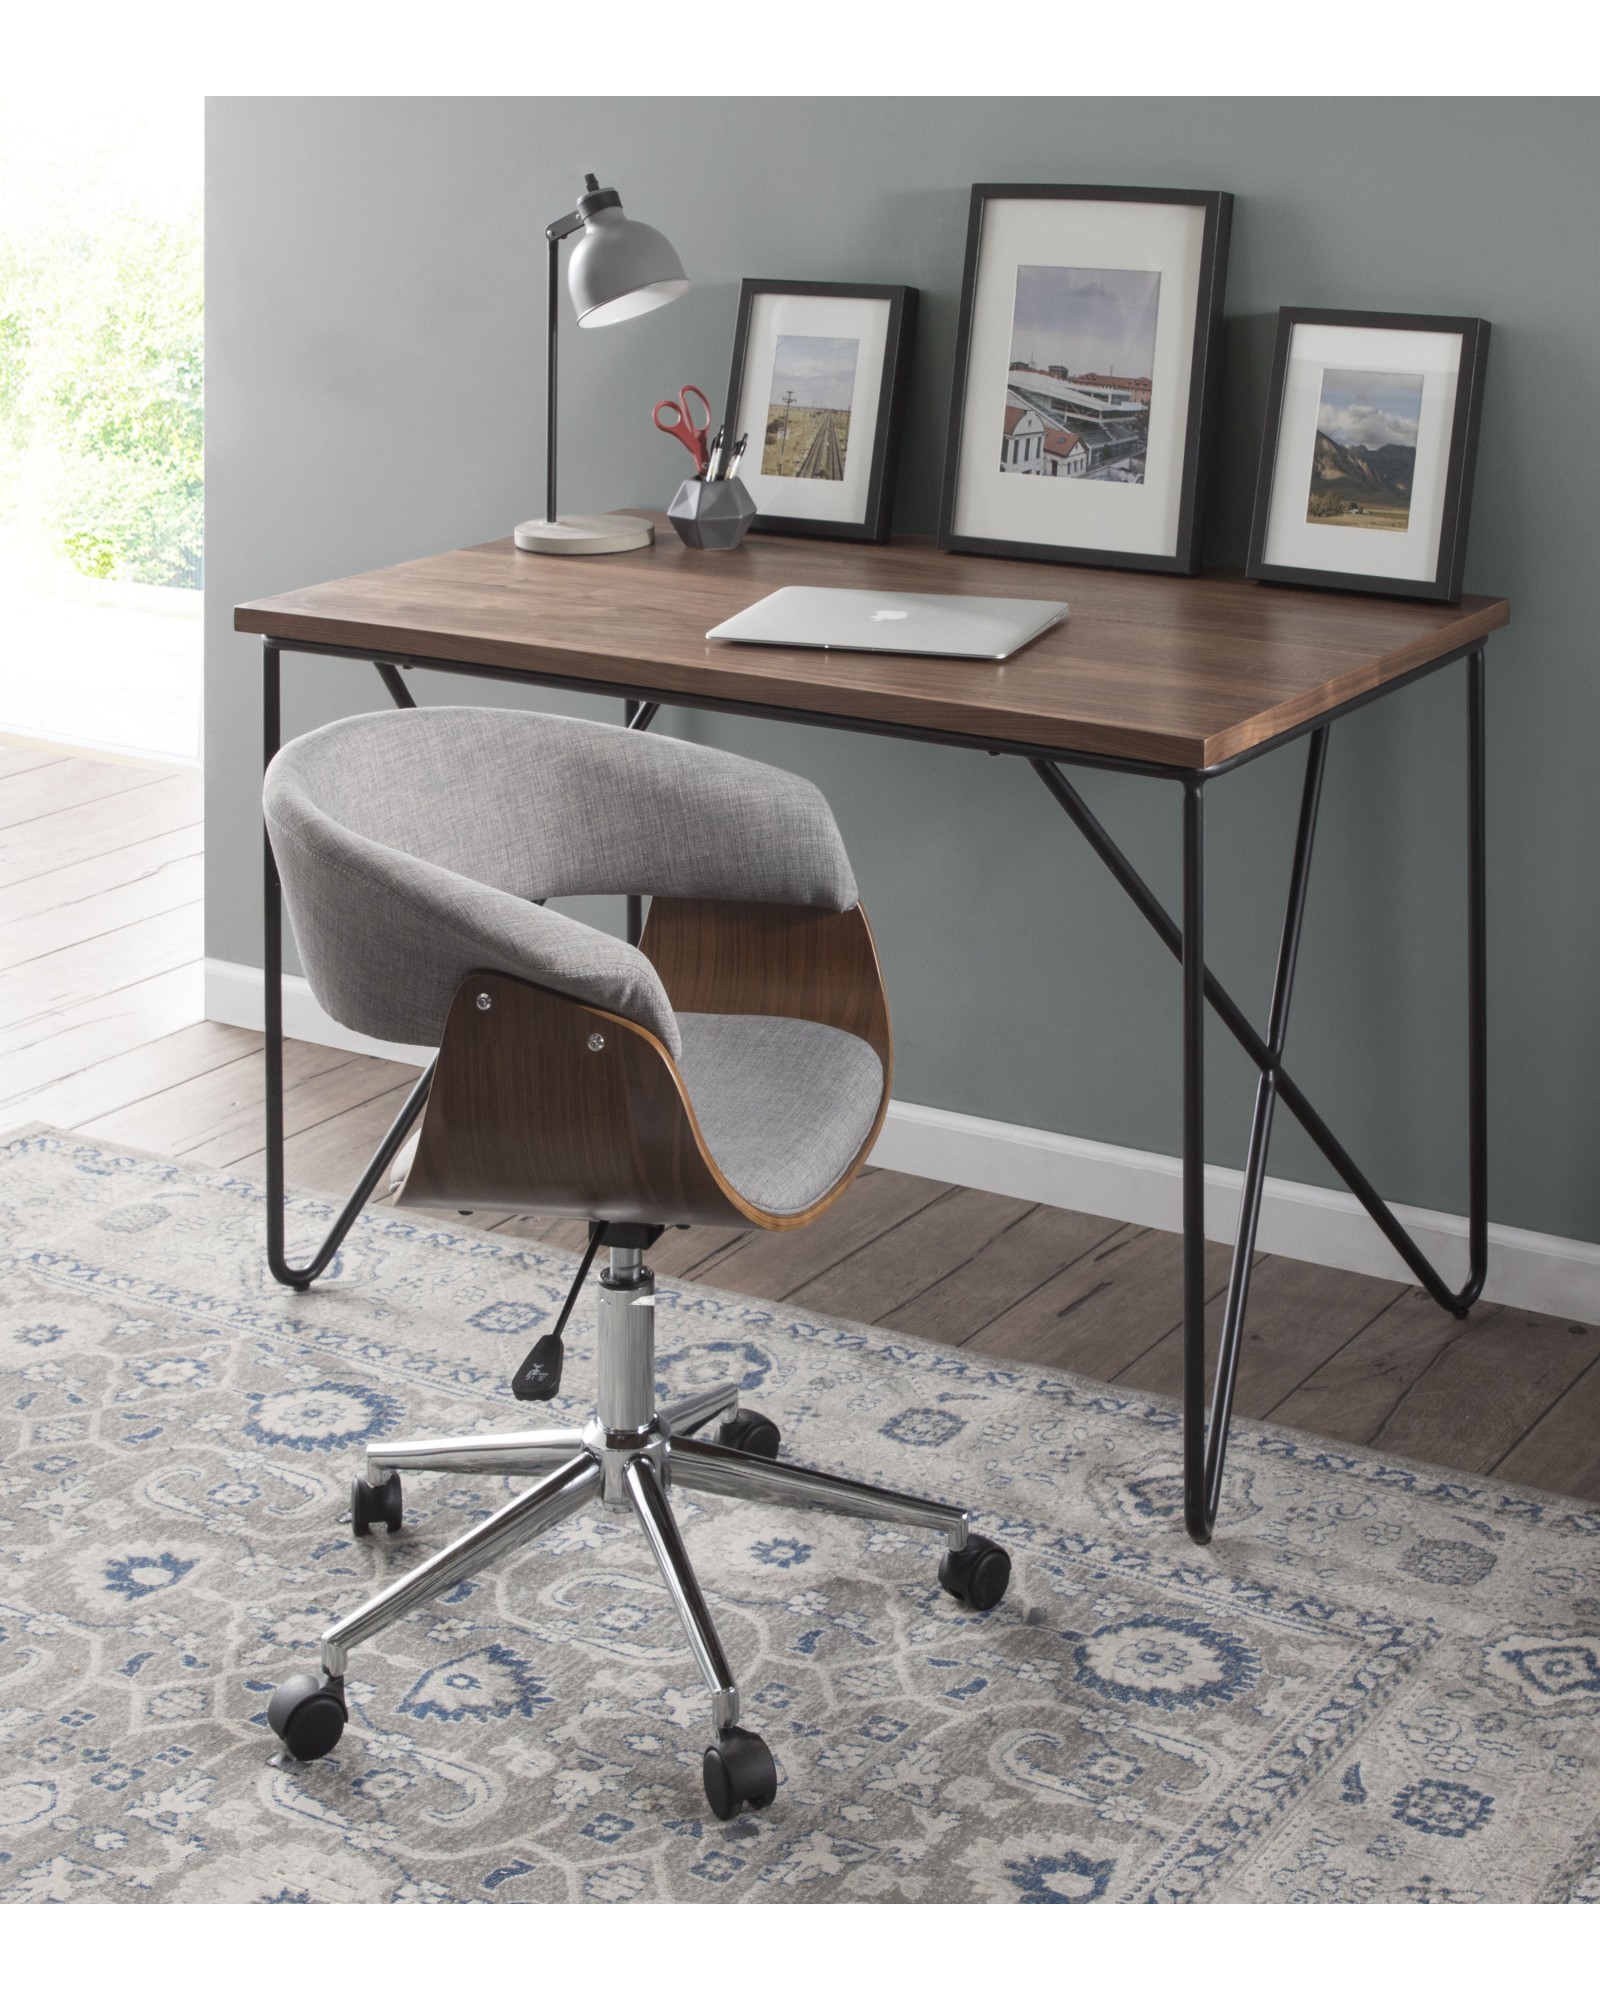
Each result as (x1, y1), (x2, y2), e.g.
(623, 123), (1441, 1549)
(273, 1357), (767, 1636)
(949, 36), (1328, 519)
(0, 200), (202, 589)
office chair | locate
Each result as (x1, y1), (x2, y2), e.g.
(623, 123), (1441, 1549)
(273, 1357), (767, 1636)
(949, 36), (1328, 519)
(259, 707), (1009, 1819)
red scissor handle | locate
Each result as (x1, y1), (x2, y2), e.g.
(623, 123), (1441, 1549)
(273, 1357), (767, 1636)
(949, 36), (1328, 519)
(652, 383), (714, 472)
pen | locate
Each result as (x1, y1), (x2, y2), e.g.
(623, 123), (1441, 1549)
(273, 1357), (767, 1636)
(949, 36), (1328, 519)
(724, 432), (749, 481)
(703, 424), (724, 481)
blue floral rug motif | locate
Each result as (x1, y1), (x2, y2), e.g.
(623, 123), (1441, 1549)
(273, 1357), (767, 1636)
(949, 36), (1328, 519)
(2, 1127), (1599, 1903)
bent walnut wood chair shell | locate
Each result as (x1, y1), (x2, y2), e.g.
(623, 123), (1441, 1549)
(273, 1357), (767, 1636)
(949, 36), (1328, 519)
(639, 894), (892, 1071)
(395, 897), (892, 1231)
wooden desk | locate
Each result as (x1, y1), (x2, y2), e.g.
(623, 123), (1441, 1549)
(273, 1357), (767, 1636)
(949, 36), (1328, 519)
(237, 523), (1507, 773)
(239, 521), (1507, 1541)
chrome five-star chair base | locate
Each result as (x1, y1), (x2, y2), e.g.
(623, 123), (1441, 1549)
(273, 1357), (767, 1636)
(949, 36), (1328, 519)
(266, 1244), (1012, 1821)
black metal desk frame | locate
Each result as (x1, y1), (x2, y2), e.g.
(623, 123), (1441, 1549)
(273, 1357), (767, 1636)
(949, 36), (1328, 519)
(260, 633), (1487, 1546)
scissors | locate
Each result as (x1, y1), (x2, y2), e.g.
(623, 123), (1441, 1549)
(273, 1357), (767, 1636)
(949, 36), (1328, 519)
(652, 384), (714, 475)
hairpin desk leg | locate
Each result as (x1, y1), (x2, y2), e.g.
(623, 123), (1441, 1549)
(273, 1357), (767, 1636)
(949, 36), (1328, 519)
(1200, 730), (1329, 1531)
(1180, 775), (1209, 1545)
(1465, 648), (1489, 1300)
(623, 698), (660, 946)
(261, 642), (433, 1290)
(375, 660), (416, 709)
(1032, 644), (1488, 1543)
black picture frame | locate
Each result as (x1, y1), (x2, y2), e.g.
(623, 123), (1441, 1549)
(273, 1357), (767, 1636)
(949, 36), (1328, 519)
(722, 279), (916, 544)
(936, 184), (1232, 575)
(1244, 307), (1490, 603)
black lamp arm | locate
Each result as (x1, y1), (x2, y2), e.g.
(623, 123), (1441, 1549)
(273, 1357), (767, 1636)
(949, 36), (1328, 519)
(540, 178), (624, 529)
(545, 231), (562, 526)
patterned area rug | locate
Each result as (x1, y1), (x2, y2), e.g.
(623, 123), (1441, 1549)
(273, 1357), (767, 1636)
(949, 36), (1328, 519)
(2, 1126), (1599, 1904)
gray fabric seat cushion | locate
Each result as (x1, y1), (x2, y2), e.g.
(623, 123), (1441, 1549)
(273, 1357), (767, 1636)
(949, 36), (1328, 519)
(675, 1014), (883, 1217)
(264, 707), (860, 1054)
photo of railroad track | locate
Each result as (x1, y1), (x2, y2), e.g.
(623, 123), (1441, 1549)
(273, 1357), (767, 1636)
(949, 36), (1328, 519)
(761, 333), (857, 480)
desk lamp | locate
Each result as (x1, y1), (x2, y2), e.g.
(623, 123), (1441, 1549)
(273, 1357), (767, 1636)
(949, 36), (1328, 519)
(514, 173), (690, 556)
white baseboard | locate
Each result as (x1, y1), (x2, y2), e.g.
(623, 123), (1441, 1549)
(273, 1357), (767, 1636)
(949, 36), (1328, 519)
(870, 1102), (1600, 1322)
(206, 956), (1600, 1323)
(208, 957), (438, 1068)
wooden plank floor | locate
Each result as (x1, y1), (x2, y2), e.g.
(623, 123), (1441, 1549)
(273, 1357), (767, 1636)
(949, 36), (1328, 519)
(6, 746), (1599, 1502)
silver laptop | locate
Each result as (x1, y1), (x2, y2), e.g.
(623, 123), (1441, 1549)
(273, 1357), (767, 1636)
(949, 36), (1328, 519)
(707, 586), (1068, 662)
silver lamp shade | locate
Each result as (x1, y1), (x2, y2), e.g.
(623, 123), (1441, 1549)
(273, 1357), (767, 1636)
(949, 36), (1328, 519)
(568, 206), (689, 328)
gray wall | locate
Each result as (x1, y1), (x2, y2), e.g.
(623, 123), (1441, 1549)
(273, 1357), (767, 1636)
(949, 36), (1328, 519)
(205, 97), (1600, 1244)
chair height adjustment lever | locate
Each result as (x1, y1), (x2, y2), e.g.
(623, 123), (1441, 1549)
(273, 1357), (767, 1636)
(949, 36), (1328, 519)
(512, 1332), (565, 1402)
(510, 1224), (604, 1404)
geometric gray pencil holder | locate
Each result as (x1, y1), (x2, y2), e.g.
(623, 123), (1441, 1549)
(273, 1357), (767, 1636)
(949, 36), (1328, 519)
(667, 475), (757, 551)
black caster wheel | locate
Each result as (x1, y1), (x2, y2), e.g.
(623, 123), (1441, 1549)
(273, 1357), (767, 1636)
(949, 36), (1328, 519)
(939, 1533), (1011, 1612)
(267, 1672), (347, 1761)
(717, 1409), (780, 1458)
(351, 1470), (402, 1537)
(702, 1725), (778, 1821)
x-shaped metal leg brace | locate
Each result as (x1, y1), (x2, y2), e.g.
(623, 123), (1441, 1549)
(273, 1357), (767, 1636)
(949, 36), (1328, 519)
(1031, 648), (1487, 1544)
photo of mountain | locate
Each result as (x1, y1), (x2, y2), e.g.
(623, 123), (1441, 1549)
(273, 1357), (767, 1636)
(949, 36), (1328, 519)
(1306, 366), (1423, 531)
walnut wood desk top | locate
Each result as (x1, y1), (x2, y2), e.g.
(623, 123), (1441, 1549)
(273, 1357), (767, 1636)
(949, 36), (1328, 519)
(236, 519), (1509, 771)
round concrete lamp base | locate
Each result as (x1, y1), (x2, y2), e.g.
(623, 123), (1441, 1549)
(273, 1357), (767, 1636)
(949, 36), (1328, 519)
(513, 514), (655, 556)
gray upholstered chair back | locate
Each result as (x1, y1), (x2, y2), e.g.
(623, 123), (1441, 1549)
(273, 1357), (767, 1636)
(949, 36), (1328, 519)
(264, 707), (859, 1057)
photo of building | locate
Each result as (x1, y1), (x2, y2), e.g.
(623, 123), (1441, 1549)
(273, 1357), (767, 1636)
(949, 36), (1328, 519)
(1001, 397), (1046, 469)
(1001, 397), (1093, 477)
(999, 265), (1159, 482)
